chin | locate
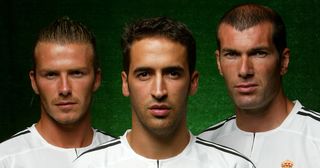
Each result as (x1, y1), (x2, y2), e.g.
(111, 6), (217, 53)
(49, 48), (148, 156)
(235, 99), (261, 109)
(148, 122), (178, 137)
(53, 115), (82, 126)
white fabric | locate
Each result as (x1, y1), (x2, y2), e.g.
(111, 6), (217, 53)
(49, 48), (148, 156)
(74, 130), (255, 168)
(0, 124), (114, 168)
(199, 100), (320, 168)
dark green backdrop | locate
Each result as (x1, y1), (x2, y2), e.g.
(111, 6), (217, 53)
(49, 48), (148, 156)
(1, 0), (320, 141)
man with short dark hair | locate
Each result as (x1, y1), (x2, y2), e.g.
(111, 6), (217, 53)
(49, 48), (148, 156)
(0, 17), (114, 168)
(74, 16), (255, 168)
(200, 3), (320, 168)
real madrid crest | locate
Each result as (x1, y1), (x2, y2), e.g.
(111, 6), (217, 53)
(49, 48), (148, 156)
(281, 160), (293, 168)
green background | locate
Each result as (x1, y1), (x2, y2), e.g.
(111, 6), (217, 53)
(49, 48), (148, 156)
(1, 0), (320, 141)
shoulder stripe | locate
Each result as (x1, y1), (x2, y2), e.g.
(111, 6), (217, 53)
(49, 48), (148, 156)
(95, 129), (116, 138)
(196, 137), (255, 167)
(11, 130), (31, 138)
(302, 106), (319, 114)
(2, 130), (31, 143)
(301, 107), (320, 117)
(77, 139), (121, 158)
(297, 111), (320, 122)
(201, 116), (236, 133)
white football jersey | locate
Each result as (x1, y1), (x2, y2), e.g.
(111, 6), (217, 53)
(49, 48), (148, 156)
(74, 130), (255, 168)
(0, 124), (114, 168)
(199, 100), (320, 168)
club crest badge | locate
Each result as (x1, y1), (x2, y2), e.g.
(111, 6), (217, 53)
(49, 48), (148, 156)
(281, 160), (293, 168)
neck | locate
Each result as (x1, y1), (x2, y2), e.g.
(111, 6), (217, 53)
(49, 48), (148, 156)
(127, 119), (190, 160)
(36, 113), (93, 148)
(236, 89), (294, 132)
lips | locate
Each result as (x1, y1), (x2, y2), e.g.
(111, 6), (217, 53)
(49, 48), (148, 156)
(235, 83), (258, 94)
(55, 101), (77, 111)
(148, 104), (171, 117)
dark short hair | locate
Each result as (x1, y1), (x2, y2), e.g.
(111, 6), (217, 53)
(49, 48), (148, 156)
(121, 16), (196, 74)
(217, 3), (287, 55)
(33, 17), (99, 70)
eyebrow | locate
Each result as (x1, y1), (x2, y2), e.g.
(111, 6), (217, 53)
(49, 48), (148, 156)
(221, 48), (240, 54)
(221, 48), (237, 52)
(37, 67), (90, 73)
(133, 67), (153, 74)
(162, 66), (185, 73)
(133, 66), (185, 74)
(249, 46), (270, 52)
(221, 46), (271, 53)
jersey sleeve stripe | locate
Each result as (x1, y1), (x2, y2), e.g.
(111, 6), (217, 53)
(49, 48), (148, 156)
(95, 129), (116, 138)
(1, 130), (31, 143)
(201, 116), (236, 133)
(297, 111), (320, 122)
(9, 130), (31, 140)
(11, 130), (31, 139)
(301, 106), (319, 115)
(77, 139), (121, 158)
(195, 137), (255, 167)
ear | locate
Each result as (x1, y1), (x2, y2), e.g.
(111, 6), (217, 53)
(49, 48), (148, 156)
(215, 50), (223, 76)
(121, 71), (130, 97)
(189, 71), (199, 96)
(93, 68), (102, 92)
(29, 70), (39, 94)
(280, 48), (290, 75)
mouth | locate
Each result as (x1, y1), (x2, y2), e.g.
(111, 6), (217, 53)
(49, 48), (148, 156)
(235, 83), (258, 94)
(55, 101), (77, 111)
(148, 104), (171, 117)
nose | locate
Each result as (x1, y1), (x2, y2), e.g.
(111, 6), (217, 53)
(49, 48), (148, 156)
(238, 56), (254, 79)
(151, 74), (168, 101)
(58, 75), (71, 97)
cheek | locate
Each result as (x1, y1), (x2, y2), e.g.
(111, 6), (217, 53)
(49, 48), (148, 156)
(220, 66), (236, 86)
(220, 61), (235, 76)
(128, 81), (149, 99)
(36, 81), (56, 98)
(68, 77), (95, 99)
(76, 81), (96, 97)
(263, 69), (280, 88)
(259, 62), (279, 80)
(170, 82), (190, 99)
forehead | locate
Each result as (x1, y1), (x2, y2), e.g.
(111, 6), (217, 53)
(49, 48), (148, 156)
(34, 42), (94, 70)
(218, 22), (274, 49)
(129, 37), (188, 70)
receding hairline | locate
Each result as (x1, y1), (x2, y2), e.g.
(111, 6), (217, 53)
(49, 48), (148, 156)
(33, 41), (96, 69)
(217, 21), (275, 35)
(216, 21), (277, 51)
(34, 41), (94, 55)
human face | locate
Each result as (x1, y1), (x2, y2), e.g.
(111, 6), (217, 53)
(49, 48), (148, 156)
(216, 22), (289, 111)
(30, 42), (101, 125)
(121, 37), (198, 136)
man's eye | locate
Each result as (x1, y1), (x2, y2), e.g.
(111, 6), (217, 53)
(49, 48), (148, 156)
(223, 52), (238, 58)
(71, 71), (84, 78)
(168, 71), (180, 79)
(253, 51), (268, 57)
(137, 71), (150, 80)
(45, 72), (57, 79)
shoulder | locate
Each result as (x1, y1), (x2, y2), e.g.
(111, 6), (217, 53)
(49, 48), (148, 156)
(78, 138), (121, 158)
(93, 128), (116, 143)
(74, 138), (122, 168)
(194, 137), (252, 162)
(295, 104), (320, 124)
(0, 127), (35, 159)
(292, 102), (320, 137)
(194, 137), (255, 167)
(198, 115), (236, 140)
